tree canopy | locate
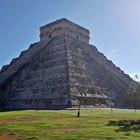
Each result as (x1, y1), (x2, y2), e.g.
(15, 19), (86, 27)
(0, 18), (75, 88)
(125, 81), (140, 109)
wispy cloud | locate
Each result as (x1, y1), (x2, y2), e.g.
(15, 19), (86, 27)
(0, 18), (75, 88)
(110, 49), (119, 54)
(107, 49), (120, 59)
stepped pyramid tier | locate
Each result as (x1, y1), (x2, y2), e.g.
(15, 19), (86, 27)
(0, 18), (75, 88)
(0, 18), (132, 109)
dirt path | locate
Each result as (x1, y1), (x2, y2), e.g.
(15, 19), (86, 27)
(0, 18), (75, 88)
(0, 135), (17, 140)
(0, 120), (15, 124)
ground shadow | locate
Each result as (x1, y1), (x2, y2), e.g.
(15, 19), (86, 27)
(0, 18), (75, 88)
(107, 120), (140, 132)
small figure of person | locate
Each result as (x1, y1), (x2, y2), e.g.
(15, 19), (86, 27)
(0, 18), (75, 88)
(77, 102), (80, 117)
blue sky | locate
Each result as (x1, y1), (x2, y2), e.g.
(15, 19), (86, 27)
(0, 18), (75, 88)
(0, 0), (140, 79)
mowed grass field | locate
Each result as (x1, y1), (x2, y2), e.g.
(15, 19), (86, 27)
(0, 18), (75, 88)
(0, 108), (140, 140)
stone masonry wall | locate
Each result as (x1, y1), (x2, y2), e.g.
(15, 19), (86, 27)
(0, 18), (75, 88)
(65, 35), (132, 107)
(1, 35), (71, 109)
(0, 19), (133, 109)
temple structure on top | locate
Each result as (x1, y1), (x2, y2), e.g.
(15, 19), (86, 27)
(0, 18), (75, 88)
(40, 18), (89, 43)
(0, 18), (132, 109)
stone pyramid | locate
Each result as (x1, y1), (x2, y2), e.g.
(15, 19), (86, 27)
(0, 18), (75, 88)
(0, 18), (132, 109)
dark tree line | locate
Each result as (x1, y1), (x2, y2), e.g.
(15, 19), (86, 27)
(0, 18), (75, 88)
(125, 80), (140, 111)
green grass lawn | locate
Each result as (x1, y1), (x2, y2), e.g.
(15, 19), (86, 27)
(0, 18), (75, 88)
(0, 108), (140, 140)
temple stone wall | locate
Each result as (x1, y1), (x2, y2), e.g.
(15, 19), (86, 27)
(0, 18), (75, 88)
(64, 36), (132, 107)
(40, 18), (89, 44)
(1, 35), (71, 109)
(0, 18), (133, 109)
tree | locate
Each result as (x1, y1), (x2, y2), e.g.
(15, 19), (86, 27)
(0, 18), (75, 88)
(135, 74), (139, 80)
(125, 81), (140, 112)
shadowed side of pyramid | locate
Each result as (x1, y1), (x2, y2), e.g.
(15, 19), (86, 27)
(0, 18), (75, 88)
(0, 18), (132, 109)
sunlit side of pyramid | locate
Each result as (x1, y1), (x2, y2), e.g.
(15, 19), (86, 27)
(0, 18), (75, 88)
(0, 18), (132, 109)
